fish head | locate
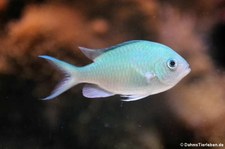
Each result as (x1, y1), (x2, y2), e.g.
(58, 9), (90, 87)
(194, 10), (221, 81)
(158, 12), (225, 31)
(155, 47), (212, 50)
(154, 48), (191, 87)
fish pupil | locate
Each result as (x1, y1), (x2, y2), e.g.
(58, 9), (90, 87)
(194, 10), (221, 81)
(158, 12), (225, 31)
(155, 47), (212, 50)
(167, 59), (177, 70)
(170, 60), (176, 67)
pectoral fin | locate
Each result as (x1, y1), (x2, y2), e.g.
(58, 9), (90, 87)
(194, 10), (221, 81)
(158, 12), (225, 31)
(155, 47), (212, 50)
(134, 68), (155, 84)
(82, 84), (115, 98)
(145, 72), (155, 83)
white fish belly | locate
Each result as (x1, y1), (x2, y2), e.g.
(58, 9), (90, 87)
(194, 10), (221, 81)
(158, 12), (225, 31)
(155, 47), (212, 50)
(80, 61), (150, 95)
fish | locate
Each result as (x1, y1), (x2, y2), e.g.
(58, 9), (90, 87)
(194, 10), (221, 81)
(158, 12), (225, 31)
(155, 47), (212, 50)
(39, 40), (191, 101)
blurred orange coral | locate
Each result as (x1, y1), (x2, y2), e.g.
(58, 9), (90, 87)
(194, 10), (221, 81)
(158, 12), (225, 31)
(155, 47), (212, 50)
(0, 4), (96, 74)
(5, 4), (89, 54)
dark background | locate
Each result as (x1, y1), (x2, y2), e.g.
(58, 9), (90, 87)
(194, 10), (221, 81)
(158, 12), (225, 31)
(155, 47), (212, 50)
(0, 0), (225, 148)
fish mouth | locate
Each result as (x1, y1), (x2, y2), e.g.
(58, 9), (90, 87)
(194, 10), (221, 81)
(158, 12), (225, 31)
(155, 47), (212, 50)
(183, 65), (191, 76)
(186, 65), (191, 72)
(177, 64), (191, 81)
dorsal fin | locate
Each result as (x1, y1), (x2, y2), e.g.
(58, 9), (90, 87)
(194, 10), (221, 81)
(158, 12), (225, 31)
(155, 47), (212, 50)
(78, 47), (102, 60)
(78, 40), (141, 60)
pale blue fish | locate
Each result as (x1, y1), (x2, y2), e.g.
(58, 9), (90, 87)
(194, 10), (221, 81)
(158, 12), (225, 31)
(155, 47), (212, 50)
(39, 40), (191, 101)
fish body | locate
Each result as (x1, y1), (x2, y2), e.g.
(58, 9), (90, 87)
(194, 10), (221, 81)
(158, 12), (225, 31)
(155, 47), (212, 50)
(39, 40), (191, 101)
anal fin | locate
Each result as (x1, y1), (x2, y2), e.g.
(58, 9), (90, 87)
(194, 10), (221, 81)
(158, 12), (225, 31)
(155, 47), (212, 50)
(121, 94), (149, 102)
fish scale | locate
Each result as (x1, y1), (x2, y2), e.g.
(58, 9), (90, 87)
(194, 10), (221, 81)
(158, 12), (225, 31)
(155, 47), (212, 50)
(39, 40), (190, 101)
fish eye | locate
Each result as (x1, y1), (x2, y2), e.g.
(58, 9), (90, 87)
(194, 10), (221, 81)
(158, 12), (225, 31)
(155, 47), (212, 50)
(167, 59), (177, 70)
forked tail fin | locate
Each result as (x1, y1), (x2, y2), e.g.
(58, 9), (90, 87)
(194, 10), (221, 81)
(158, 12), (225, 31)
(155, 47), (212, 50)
(39, 55), (79, 100)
